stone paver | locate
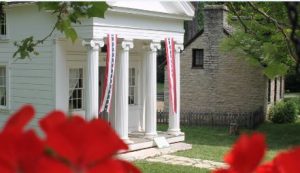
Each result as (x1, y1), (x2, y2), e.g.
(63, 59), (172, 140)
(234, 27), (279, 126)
(146, 154), (228, 170)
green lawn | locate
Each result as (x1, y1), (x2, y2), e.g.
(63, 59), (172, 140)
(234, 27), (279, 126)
(157, 83), (164, 94)
(157, 121), (300, 162)
(135, 161), (210, 173)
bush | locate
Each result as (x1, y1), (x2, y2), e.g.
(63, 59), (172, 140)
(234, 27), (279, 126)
(284, 97), (300, 114)
(269, 101), (298, 124)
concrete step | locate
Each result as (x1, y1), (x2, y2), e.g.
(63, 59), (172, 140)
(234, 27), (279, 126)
(118, 142), (192, 161)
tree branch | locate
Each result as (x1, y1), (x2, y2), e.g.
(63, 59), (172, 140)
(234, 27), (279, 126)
(227, 3), (250, 33)
(248, 2), (298, 63)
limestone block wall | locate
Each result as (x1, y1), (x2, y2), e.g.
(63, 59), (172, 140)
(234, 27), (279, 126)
(165, 5), (269, 114)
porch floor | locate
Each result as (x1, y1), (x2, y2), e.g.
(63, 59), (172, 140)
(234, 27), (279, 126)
(127, 131), (185, 151)
(118, 131), (192, 161)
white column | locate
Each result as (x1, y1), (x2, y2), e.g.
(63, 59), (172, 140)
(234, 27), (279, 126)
(139, 48), (148, 131)
(82, 39), (104, 120)
(115, 39), (133, 143)
(145, 41), (161, 138)
(168, 44), (183, 136)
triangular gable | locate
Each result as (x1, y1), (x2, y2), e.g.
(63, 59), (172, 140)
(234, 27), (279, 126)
(107, 1), (194, 20)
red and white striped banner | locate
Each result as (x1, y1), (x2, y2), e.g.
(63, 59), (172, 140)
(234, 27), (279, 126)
(165, 38), (177, 114)
(99, 34), (117, 113)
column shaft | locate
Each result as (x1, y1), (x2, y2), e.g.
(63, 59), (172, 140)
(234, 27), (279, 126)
(145, 42), (161, 138)
(168, 44), (183, 136)
(83, 40), (103, 120)
(115, 40), (133, 143)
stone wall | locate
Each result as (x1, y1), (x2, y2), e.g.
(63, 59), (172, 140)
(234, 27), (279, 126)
(164, 5), (284, 115)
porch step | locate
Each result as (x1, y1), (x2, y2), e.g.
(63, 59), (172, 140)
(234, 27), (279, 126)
(128, 134), (185, 152)
(118, 142), (192, 161)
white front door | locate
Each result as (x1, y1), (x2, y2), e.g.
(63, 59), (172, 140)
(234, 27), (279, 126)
(128, 61), (142, 132)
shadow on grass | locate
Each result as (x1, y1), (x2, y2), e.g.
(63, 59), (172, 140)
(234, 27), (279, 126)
(158, 121), (300, 161)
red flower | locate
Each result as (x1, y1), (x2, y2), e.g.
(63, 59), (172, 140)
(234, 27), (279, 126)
(272, 147), (300, 173)
(255, 162), (279, 173)
(40, 111), (140, 173)
(0, 105), (45, 173)
(213, 133), (266, 173)
(2, 105), (34, 134)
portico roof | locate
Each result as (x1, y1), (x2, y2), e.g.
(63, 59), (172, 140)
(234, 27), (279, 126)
(107, 1), (194, 20)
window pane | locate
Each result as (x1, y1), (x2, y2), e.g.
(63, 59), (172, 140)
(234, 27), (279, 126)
(193, 49), (204, 68)
(69, 68), (84, 110)
(0, 87), (5, 106)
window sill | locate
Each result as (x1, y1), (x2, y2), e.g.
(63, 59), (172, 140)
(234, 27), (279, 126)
(191, 67), (204, 69)
(0, 108), (9, 114)
(0, 35), (9, 42)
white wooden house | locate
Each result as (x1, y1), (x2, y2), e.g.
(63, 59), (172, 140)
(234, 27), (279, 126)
(0, 2), (194, 148)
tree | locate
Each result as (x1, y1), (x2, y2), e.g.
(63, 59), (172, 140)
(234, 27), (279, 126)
(221, 2), (300, 79)
(0, 2), (109, 59)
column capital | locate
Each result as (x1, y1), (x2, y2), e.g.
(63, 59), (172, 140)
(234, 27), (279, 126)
(150, 41), (161, 52)
(175, 44), (184, 53)
(121, 39), (134, 51)
(82, 39), (105, 50)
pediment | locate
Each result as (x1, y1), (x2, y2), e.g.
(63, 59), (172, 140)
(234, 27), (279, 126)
(107, 1), (194, 20)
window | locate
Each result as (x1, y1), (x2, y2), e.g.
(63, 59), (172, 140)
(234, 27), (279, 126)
(0, 11), (6, 36)
(129, 68), (136, 105)
(0, 66), (6, 107)
(192, 49), (204, 68)
(69, 68), (84, 110)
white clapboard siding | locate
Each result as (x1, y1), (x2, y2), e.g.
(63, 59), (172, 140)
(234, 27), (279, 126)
(0, 41), (55, 129)
(12, 96), (53, 105)
(11, 64), (52, 70)
(12, 76), (52, 85)
(12, 69), (52, 78)
(12, 88), (53, 99)
(11, 83), (52, 91)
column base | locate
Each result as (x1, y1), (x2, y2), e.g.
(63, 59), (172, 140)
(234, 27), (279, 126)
(122, 138), (134, 144)
(167, 129), (184, 136)
(144, 132), (158, 139)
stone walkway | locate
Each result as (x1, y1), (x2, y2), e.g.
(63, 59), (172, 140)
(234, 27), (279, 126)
(146, 154), (228, 170)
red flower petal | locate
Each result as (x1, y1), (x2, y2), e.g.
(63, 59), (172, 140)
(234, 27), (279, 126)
(36, 156), (72, 173)
(39, 111), (67, 133)
(255, 161), (279, 173)
(17, 130), (45, 173)
(81, 119), (128, 164)
(223, 133), (266, 173)
(273, 147), (300, 173)
(40, 112), (128, 169)
(3, 105), (34, 134)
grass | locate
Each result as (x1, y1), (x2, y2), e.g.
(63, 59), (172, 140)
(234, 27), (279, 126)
(284, 92), (300, 98)
(157, 120), (300, 162)
(157, 83), (164, 94)
(135, 161), (210, 173)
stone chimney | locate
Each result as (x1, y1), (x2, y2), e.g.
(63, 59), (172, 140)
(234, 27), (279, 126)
(203, 5), (228, 34)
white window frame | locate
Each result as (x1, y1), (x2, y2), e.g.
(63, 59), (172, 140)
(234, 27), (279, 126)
(68, 64), (85, 112)
(0, 65), (8, 109)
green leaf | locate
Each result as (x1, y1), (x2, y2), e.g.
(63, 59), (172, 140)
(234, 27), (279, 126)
(65, 28), (78, 43)
(263, 62), (289, 79)
(87, 2), (109, 18)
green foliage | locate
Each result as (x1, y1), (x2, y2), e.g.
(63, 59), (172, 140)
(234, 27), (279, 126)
(13, 37), (39, 59)
(269, 100), (298, 124)
(13, 2), (109, 59)
(222, 2), (297, 79)
(284, 97), (300, 113)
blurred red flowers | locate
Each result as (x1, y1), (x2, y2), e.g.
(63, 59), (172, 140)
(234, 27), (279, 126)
(213, 133), (300, 173)
(0, 105), (140, 173)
